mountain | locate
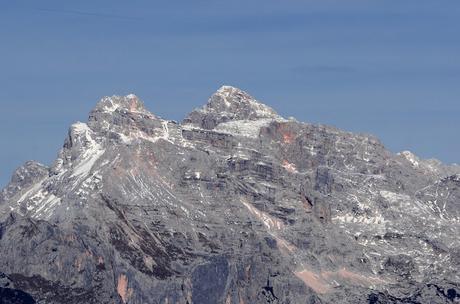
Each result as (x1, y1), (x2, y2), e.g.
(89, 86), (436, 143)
(0, 86), (459, 304)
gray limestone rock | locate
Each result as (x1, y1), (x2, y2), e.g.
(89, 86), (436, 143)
(0, 86), (459, 303)
(0, 161), (49, 205)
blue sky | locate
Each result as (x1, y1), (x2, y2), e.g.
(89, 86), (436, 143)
(1, 0), (459, 187)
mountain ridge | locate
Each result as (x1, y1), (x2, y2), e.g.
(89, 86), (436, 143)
(1, 86), (459, 304)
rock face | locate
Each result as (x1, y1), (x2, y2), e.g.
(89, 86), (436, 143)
(1, 86), (459, 304)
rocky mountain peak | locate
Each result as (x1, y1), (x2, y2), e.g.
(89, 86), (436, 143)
(85, 94), (162, 140)
(183, 85), (281, 129)
(10, 161), (48, 184)
(0, 161), (49, 204)
(91, 94), (147, 115)
(1, 87), (460, 304)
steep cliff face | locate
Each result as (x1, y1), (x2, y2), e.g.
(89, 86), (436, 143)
(0, 87), (459, 304)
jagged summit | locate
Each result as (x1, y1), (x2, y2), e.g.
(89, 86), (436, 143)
(0, 161), (49, 204)
(91, 94), (148, 114)
(211, 85), (279, 116)
(1, 86), (460, 303)
(88, 94), (157, 123)
(82, 94), (164, 144)
(183, 85), (281, 129)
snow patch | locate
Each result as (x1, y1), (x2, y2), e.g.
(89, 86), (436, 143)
(116, 120), (173, 145)
(332, 213), (386, 225)
(215, 119), (276, 138)
(399, 151), (420, 168)
(379, 190), (411, 203)
(69, 122), (105, 179)
(100, 97), (119, 113)
(17, 180), (45, 204)
(161, 121), (173, 143)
